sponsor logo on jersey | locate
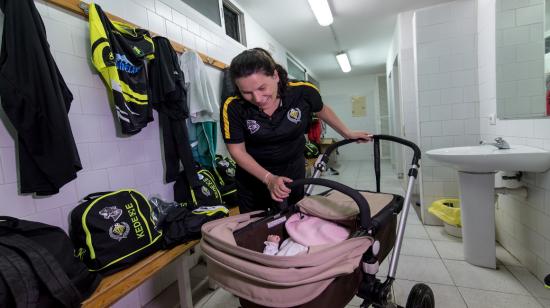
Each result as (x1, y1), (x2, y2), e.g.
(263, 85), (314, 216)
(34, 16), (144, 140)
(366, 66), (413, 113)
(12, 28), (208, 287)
(132, 46), (144, 56)
(287, 108), (301, 124)
(115, 54), (142, 74)
(247, 120), (260, 134)
(99, 206), (123, 222)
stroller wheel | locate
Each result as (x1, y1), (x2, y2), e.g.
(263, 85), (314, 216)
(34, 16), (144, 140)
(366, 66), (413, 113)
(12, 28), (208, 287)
(405, 283), (434, 308)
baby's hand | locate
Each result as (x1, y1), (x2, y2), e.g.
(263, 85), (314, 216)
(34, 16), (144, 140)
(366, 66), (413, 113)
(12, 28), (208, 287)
(267, 234), (280, 244)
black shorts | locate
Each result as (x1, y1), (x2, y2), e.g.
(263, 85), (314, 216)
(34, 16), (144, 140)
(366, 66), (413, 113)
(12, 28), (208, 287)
(236, 156), (306, 213)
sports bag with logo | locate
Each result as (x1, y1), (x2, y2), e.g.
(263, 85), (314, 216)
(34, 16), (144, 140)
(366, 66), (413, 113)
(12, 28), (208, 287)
(69, 190), (162, 275)
(174, 168), (223, 207)
(214, 155), (238, 207)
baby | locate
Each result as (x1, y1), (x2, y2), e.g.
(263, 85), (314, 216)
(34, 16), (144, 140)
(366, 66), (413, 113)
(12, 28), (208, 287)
(263, 234), (308, 256)
(263, 235), (281, 255)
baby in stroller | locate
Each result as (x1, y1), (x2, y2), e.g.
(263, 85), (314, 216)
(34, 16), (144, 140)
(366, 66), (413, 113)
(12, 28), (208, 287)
(201, 135), (435, 308)
(262, 211), (351, 256)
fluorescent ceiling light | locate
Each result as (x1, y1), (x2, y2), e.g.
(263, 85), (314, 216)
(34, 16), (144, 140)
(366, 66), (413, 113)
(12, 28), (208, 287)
(307, 0), (333, 26)
(336, 52), (351, 73)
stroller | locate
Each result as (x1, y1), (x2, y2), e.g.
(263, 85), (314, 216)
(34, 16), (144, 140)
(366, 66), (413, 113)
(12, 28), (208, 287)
(201, 135), (434, 308)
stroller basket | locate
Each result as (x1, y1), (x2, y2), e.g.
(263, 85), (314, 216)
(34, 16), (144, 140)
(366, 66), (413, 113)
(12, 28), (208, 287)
(201, 135), (433, 308)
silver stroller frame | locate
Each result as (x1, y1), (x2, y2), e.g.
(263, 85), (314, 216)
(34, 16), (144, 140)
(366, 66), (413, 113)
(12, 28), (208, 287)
(305, 135), (433, 308)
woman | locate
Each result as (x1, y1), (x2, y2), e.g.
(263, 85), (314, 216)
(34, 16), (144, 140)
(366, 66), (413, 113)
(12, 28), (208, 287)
(221, 48), (371, 213)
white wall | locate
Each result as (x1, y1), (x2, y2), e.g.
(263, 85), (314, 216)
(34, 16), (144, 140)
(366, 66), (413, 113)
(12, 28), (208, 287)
(319, 75), (380, 161)
(478, 0), (550, 282)
(0, 0), (312, 306)
(415, 0), (480, 225)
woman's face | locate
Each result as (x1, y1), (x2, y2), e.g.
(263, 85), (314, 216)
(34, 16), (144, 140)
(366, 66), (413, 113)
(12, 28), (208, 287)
(235, 70), (279, 110)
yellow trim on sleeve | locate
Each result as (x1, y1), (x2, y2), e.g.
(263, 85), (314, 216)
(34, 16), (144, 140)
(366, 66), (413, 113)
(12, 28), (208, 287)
(222, 96), (239, 139)
(288, 81), (320, 93)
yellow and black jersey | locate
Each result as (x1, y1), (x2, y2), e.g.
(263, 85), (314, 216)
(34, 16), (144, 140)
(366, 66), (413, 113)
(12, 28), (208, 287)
(89, 3), (155, 135)
(221, 81), (323, 167)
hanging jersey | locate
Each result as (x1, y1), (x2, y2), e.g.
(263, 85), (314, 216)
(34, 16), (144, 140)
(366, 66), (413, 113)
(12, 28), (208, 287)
(89, 3), (154, 135)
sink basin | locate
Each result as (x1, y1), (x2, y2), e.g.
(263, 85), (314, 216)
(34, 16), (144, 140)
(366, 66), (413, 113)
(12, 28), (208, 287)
(426, 144), (550, 173)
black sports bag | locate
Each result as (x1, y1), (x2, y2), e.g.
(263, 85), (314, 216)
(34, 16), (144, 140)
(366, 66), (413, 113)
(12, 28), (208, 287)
(0, 217), (101, 307)
(214, 155), (238, 207)
(69, 190), (162, 275)
(174, 168), (223, 207)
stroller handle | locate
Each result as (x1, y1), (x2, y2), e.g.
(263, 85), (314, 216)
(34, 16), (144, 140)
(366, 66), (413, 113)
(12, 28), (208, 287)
(288, 178), (372, 231)
(323, 135), (421, 166)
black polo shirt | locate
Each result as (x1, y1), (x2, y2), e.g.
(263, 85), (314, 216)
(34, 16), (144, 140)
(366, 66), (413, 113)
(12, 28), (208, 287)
(221, 81), (323, 167)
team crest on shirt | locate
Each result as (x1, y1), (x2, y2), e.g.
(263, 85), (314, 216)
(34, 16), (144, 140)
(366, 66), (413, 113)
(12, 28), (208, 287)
(287, 108), (302, 124)
(246, 120), (260, 134)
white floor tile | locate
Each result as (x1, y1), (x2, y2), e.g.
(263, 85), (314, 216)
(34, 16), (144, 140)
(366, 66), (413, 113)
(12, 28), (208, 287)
(506, 265), (550, 300)
(459, 287), (542, 308)
(388, 255), (454, 285)
(400, 238), (440, 258)
(444, 259), (530, 295)
(198, 288), (240, 308)
(425, 225), (462, 242)
(433, 240), (465, 261)
(404, 224), (430, 239)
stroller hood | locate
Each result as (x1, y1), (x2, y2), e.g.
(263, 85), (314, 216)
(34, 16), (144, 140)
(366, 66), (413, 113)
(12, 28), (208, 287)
(201, 211), (373, 307)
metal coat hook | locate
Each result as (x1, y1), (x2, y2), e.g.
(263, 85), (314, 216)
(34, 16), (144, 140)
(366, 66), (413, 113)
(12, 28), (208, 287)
(79, 1), (89, 15)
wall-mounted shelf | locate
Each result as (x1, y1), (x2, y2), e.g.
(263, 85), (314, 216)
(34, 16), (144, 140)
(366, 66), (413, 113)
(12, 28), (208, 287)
(45, 0), (228, 70)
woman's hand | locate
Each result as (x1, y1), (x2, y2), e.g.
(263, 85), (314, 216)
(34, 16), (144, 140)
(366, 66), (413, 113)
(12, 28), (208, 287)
(345, 131), (373, 143)
(265, 174), (292, 202)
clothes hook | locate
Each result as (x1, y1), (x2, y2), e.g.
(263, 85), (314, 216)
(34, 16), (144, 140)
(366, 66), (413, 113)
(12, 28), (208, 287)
(79, 1), (89, 15)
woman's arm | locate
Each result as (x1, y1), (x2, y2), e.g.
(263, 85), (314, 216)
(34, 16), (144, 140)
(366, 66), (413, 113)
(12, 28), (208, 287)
(316, 104), (372, 141)
(226, 143), (291, 202)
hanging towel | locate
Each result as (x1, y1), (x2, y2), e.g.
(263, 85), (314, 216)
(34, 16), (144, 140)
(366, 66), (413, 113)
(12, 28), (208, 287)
(180, 50), (219, 168)
(179, 50), (220, 123)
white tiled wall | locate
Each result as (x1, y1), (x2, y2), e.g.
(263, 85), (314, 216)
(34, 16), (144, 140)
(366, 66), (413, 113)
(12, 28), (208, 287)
(495, 0), (546, 118)
(319, 75), (380, 161)
(0, 0), (311, 306)
(478, 0), (550, 282)
(415, 0), (480, 225)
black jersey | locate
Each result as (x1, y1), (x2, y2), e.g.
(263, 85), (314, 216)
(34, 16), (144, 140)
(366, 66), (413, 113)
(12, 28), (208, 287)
(221, 81), (323, 167)
(0, 0), (82, 195)
(89, 3), (154, 135)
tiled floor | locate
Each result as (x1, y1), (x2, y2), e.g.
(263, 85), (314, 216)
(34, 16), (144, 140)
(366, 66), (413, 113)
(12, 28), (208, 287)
(193, 161), (550, 308)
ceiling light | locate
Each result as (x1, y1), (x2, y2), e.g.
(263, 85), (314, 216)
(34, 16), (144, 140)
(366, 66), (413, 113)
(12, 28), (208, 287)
(307, 0), (333, 26)
(336, 52), (351, 73)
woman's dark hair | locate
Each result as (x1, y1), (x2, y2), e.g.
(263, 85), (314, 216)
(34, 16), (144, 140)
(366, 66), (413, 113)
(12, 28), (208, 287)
(229, 47), (289, 98)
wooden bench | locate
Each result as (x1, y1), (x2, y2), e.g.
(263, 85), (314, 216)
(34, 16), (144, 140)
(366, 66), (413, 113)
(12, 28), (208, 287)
(82, 207), (239, 308)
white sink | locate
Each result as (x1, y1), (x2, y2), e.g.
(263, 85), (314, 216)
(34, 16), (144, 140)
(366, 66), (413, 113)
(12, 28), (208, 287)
(425, 143), (550, 269)
(426, 144), (550, 173)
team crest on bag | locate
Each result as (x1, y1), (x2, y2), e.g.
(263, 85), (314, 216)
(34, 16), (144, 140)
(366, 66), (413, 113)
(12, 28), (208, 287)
(201, 186), (211, 196)
(99, 206), (122, 222)
(109, 222), (130, 241)
(247, 120), (260, 134)
(287, 108), (301, 123)
(227, 167), (235, 177)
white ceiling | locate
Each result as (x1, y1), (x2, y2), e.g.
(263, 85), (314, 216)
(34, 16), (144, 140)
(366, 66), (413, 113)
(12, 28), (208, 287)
(237, 0), (458, 80)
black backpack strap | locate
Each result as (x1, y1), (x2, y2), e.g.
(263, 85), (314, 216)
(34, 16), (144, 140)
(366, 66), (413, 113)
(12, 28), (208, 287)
(83, 191), (113, 201)
(0, 245), (40, 308)
(0, 235), (81, 307)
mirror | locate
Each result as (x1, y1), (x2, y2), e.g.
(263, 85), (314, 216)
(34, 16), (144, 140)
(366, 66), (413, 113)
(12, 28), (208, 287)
(495, 0), (549, 119)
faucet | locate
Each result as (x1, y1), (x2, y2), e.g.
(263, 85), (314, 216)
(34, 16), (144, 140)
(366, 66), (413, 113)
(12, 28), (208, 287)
(479, 137), (510, 149)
